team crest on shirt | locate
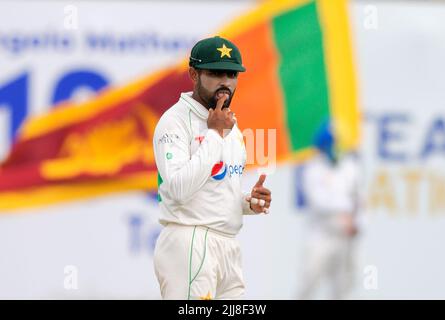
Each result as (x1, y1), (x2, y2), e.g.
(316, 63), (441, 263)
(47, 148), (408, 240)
(211, 161), (227, 180)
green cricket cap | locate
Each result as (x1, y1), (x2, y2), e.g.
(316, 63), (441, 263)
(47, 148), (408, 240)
(189, 36), (246, 72)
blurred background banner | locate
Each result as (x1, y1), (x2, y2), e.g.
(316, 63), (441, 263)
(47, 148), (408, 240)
(0, 0), (359, 210)
(0, 0), (444, 299)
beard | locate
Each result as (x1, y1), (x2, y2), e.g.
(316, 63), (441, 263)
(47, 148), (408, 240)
(197, 81), (235, 109)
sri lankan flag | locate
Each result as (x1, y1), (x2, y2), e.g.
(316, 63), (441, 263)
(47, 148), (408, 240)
(0, 0), (360, 210)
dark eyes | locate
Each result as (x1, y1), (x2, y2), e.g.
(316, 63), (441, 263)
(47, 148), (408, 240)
(226, 71), (238, 78)
(208, 71), (238, 78)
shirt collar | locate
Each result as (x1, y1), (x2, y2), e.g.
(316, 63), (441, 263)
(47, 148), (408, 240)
(180, 92), (209, 120)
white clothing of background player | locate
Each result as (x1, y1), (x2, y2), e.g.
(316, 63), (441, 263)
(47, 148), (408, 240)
(298, 121), (361, 300)
(152, 36), (272, 300)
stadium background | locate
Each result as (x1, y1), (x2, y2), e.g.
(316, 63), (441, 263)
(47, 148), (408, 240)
(0, 0), (444, 299)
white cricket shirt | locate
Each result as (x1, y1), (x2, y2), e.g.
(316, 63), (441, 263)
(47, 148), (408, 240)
(153, 92), (254, 236)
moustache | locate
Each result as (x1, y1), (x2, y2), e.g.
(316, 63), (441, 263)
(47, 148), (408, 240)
(215, 88), (232, 98)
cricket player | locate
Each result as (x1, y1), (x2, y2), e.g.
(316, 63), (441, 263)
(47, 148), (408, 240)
(298, 121), (361, 300)
(153, 36), (272, 300)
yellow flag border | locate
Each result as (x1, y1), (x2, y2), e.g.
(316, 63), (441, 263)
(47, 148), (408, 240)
(0, 172), (157, 211)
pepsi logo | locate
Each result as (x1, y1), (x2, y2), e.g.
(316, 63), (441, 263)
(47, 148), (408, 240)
(211, 161), (227, 180)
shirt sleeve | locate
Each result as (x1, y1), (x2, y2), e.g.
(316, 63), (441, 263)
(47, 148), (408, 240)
(153, 114), (224, 203)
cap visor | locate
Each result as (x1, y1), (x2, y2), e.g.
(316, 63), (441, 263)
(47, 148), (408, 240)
(195, 61), (246, 72)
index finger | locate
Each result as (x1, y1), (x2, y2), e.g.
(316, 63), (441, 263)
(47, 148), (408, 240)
(215, 95), (227, 111)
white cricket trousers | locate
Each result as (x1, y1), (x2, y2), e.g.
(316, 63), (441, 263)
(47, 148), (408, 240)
(298, 231), (355, 300)
(153, 223), (245, 300)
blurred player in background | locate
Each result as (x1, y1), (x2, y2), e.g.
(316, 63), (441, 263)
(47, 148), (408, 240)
(297, 121), (361, 300)
(152, 36), (272, 300)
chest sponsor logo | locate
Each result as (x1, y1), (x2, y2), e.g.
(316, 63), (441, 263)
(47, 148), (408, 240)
(211, 161), (227, 180)
(211, 162), (244, 180)
(228, 164), (244, 177)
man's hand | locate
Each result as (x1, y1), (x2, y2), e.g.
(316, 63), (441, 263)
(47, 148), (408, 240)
(246, 174), (272, 214)
(207, 95), (235, 138)
(338, 214), (359, 237)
